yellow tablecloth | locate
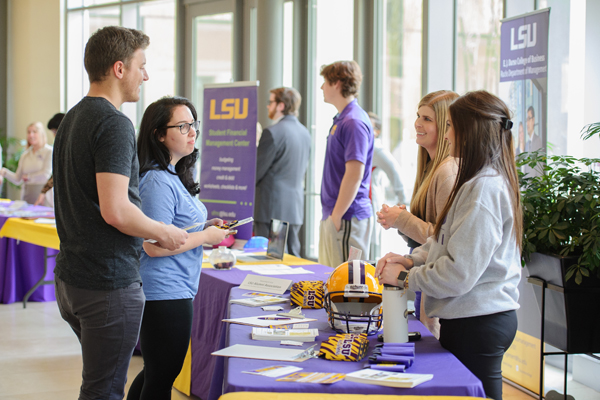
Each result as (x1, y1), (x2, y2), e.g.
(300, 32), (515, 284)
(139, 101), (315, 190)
(0, 218), (59, 250)
(218, 393), (488, 400)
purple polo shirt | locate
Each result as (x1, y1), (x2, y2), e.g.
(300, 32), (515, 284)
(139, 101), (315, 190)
(321, 99), (374, 221)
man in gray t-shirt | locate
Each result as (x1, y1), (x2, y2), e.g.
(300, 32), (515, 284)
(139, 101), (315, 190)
(52, 26), (188, 400)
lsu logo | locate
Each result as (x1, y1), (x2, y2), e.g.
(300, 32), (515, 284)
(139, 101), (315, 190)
(510, 23), (537, 50)
(337, 337), (354, 356)
(330, 125), (337, 136)
(210, 98), (248, 120)
(303, 290), (316, 308)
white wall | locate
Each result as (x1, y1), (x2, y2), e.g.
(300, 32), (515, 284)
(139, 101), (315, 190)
(7, 0), (62, 145)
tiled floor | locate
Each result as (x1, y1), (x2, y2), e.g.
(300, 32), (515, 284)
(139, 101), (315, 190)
(0, 301), (598, 399)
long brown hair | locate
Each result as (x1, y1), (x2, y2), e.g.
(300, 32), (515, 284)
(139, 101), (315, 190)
(434, 90), (523, 250)
(409, 90), (459, 219)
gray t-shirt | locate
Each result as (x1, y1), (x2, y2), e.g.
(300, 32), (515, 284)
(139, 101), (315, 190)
(53, 97), (143, 290)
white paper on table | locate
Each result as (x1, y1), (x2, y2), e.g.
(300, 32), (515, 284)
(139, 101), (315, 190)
(238, 275), (292, 294)
(34, 218), (56, 225)
(253, 267), (314, 276)
(223, 314), (317, 327)
(212, 344), (312, 362)
(242, 365), (303, 377)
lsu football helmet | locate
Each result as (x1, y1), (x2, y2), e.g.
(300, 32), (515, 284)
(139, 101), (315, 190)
(323, 260), (383, 335)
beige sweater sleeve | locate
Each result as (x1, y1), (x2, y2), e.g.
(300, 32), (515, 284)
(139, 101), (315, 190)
(393, 157), (458, 245)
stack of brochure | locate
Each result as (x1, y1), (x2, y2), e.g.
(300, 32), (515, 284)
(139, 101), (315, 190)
(251, 327), (319, 342)
(230, 296), (288, 307)
(344, 369), (433, 388)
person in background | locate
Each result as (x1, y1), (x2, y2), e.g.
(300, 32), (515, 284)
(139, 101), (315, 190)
(52, 26), (188, 400)
(367, 111), (405, 257)
(255, 87), (311, 257)
(376, 90), (458, 338)
(127, 96), (230, 400)
(0, 122), (52, 204)
(318, 60), (374, 268)
(34, 113), (65, 207)
(376, 90), (522, 400)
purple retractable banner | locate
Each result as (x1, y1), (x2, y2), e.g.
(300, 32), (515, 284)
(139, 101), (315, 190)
(500, 9), (549, 82)
(199, 82), (258, 240)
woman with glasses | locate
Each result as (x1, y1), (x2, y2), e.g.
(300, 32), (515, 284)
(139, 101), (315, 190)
(128, 96), (231, 400)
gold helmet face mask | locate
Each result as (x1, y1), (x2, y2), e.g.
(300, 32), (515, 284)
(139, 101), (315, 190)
(323, 260), (383, 335)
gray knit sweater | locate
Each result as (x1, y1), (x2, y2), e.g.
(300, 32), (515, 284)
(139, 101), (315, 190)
(407, 166), (521, 320)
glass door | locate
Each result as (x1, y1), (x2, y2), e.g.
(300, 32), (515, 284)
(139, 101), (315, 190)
(185, 0), (234, 113)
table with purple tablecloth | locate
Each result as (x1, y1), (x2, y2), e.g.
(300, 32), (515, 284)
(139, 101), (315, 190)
(189, 263), (486, 399)
(0, 204), (58, 304)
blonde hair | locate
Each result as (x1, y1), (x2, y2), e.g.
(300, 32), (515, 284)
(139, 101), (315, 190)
(26, 122), (48, 148)
(409, 90), (459, 219)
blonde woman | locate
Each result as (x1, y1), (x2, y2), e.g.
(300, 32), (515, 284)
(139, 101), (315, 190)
(376, 90), (458, 338)
(376, 91), (522, 399)
(0, 122), (52, 204)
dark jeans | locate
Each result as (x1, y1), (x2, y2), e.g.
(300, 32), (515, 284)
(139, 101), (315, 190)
(440, 310), (517, 400)
(127, 299), (193, 400)
(55, 276), (145, 400)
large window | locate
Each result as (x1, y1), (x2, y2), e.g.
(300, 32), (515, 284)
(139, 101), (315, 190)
(65, 0), (176, 127)
(378, 0), (423, 258)
(455, 0), (503, 94)
(304, 0), (354, 260)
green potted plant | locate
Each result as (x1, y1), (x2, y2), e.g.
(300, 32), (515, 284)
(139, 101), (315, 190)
(517, 124), (600, 353)
(0, 135), (27, 200)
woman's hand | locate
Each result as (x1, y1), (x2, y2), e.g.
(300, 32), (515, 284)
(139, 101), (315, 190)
(34, 193), (46, 206)
(22, 174), (29, 182)
(202, 226), (231, 245)
(376, 204), (406, 230)
(205, 218), (224, 227)
(375, 252), (414, 286)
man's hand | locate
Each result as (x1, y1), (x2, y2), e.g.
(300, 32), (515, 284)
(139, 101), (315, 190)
(156, 224), (188, 251)
(329, 214), (342, 232)
(376, 204), (406, 230)
(34, 193), (46, 206)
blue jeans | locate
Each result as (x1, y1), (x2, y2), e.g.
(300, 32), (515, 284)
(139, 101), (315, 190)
(55, 276), (145, 400)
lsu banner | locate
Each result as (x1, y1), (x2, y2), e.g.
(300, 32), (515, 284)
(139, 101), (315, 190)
(500, 9), (549, 82)
(499, 9), (549, 175)
(200, 82), (258, 240)
(499, 9), (550, 395)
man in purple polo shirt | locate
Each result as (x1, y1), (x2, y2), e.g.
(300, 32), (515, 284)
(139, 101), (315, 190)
(318, 60), (374, 268)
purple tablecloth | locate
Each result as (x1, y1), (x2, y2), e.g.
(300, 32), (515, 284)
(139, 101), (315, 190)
(190, 264), (486, 399)
(0, 205), (57, 304)
(190, 264), (333, 400)
(224, 287), (486, 397)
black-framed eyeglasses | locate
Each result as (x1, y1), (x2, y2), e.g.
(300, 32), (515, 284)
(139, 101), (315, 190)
(268, 100), (277, 106)
(165, 120), (201, 135)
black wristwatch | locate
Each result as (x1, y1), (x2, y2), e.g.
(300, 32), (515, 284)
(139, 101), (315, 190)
(397, 270), (409, 289)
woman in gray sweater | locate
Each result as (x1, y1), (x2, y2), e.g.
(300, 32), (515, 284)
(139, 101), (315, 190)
(376, 90), (523, 400)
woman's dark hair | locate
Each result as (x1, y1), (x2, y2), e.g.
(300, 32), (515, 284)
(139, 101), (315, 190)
(434, 90), (522, 251)
(138, 96), (200, 196)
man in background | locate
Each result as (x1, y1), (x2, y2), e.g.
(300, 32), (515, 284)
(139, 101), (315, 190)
(52, 26), (187, 399)
(318, 60), (374, 268)
(526, 105), (542, 152)
(255, 87), (311, 257)
(34, 112), (65, 206)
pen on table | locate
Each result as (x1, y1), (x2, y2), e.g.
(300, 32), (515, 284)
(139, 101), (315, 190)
(258, 316), (292, 320)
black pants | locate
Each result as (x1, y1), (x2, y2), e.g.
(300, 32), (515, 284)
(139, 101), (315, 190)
(439, 310), (517, 400)
(127, 299), (193, 400)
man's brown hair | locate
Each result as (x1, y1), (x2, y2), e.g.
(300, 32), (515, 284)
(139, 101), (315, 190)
(84, 26), (150, 84)
(270, 87), (302, 117)
(319, 60), (362, 98)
